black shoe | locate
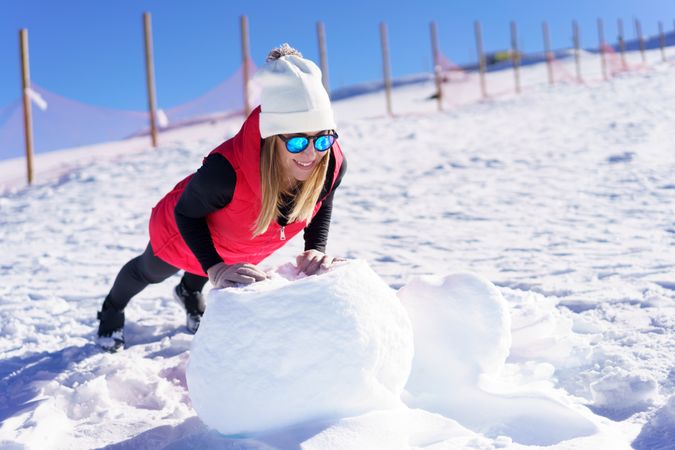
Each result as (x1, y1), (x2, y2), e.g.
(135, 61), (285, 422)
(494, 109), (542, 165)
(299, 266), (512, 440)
(96, 298), (125, 352)
(173, 283), (205, 334)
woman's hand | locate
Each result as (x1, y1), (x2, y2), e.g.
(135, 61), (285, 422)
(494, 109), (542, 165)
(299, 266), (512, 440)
(296, 250), (338, 276)
(207, 262), (267, 288)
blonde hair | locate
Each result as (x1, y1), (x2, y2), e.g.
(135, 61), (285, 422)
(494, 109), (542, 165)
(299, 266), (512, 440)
(254, 136), (330, 236)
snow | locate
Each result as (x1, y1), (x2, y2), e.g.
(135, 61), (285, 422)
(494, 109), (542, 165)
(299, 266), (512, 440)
(0, 47), (674, 448)
(187, 260), (413, 435)
(401, 273), (512, 389)
(632, 394), (675, 450)
(399, 273), (597, 446)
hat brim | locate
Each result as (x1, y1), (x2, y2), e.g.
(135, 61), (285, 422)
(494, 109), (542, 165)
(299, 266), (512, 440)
(259, 109), (337, 139)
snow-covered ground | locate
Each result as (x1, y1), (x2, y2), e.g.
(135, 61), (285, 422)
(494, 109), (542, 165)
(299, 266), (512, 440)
(0, 49), (674, 449)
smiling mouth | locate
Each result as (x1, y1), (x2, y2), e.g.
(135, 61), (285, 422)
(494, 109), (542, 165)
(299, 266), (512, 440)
(294, 160), (314, 169)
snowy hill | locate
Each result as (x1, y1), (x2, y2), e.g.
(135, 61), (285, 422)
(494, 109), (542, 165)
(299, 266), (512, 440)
(0, 49), (674, 449)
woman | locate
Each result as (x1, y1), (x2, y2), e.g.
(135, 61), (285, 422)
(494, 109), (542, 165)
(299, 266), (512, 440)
(96, 44), (347, 352)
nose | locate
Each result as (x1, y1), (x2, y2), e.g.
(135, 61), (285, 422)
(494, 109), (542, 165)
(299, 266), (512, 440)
(297, 146), (317, 160)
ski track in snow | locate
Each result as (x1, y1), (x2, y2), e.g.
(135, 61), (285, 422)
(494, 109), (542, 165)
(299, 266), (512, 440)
(1, 56), (675, 448)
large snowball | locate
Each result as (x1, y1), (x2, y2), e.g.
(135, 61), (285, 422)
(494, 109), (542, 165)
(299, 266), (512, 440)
(186, 259), (414, 435)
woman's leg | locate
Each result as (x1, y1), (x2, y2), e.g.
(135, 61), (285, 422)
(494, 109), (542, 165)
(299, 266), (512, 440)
(105, 242), (179, 311)
(98, 242), (180, 351)
(175, 272), (209, 316)
(173, 272), (209, 333)
(181, 272), (209, 293)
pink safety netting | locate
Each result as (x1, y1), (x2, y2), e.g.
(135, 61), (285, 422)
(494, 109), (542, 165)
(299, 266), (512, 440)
(434, 44), (654, 109)
(0, 61), (256, 160)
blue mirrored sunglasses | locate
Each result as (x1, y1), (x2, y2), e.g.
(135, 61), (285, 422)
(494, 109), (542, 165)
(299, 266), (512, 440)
(278, 132), (339, 154)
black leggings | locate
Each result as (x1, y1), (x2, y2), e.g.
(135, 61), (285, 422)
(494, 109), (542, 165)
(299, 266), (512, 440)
(106, 242), (208, 311)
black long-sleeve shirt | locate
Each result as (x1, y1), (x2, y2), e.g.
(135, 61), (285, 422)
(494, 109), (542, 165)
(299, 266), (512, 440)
(174, 150), (347, 273)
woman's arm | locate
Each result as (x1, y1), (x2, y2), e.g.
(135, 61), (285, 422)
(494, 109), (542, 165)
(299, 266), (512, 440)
(174, 153), (236, 273)
(303, 155), (348, 252)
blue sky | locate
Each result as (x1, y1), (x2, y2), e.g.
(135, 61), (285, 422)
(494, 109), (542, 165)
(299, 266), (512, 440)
(2, 0), (674, 110)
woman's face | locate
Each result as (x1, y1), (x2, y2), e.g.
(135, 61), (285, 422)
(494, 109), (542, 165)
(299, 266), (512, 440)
(276, 131), (330, 182)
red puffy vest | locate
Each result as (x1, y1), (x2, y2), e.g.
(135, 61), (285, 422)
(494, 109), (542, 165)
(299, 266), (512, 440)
(148, 106), (344, 276)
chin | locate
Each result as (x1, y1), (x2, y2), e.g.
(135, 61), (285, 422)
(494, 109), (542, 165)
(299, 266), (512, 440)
(293, 173), (311, 182)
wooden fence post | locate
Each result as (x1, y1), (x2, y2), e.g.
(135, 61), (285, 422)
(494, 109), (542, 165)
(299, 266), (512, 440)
(316, 21), (330, 95)
(635, 18), (646, 63)
(240, 15), (251, 117)
(618, 19), (627, 70)
(19, 29), (34, 185)
(474, 20), (487, 99)
(429, 21), (443, 110)
(658, 21), (666, 62)
(379, 22), (393, 116)
(597, 18), (608, 81)
(573, 20), (582, 83)
(543, 21), (554, 85)
(511, 21), (521, 94)
(143, 12), (158, 148)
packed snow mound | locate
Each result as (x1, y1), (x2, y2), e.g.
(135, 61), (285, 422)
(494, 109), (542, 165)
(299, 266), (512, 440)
(283, 408), (490, 450)
(398, 273), (598, 445)
(186, 259), (414, 435)
(400, 272), (512, 392)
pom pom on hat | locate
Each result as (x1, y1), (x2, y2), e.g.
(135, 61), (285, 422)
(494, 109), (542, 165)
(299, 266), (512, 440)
(255, 44), (336, 138)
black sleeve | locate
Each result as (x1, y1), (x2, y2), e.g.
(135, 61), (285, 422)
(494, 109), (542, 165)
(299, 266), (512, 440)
(303, 154), (347, 252)
(174, 153), (236, 273)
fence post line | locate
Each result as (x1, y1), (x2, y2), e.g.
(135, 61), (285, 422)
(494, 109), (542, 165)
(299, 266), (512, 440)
(510, 21), (521, 94)
(379, 21), (393, 117)
(316, 21), (330, 95)
(240, 15), (251, 117)
(19, 29), (34, 185)
(142, 12), (158, 148)
(573, 20), (582, 83)
(429, 21), (443, 110)
(635, 18), (646, 63)
(597, 18), (608, 81)
(618, 19), (627, 70)
(658, 21), (666, 62)
(543, 21), (554, 85)
(474, 20), (487, 99)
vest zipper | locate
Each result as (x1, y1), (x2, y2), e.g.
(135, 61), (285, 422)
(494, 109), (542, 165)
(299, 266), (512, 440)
(280, 226), (286, 241)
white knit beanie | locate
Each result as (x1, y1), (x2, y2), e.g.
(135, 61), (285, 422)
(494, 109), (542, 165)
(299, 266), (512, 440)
(255, 44), (336, 138)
